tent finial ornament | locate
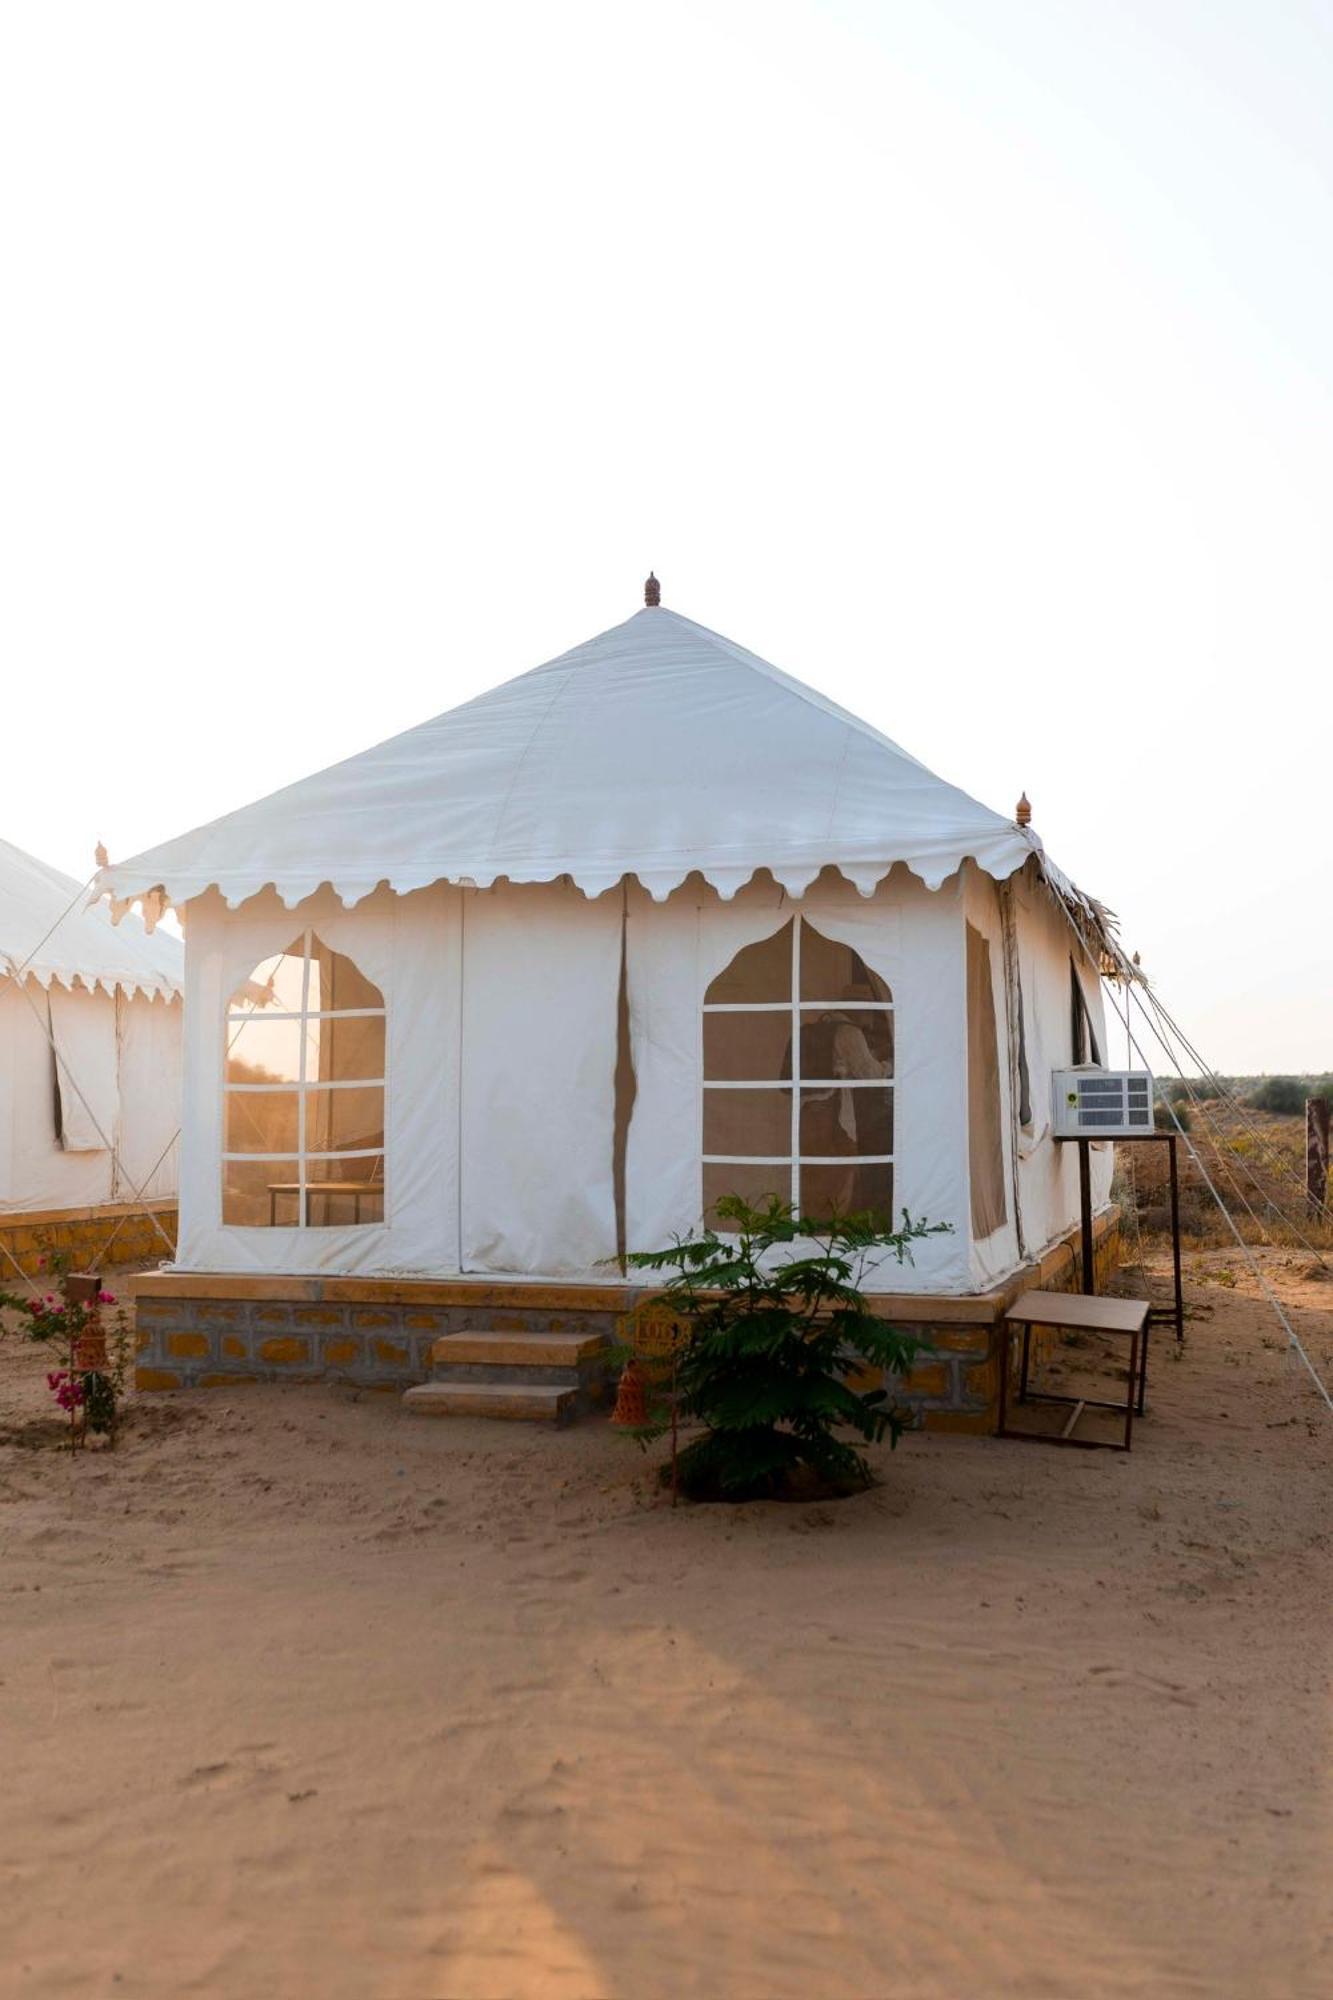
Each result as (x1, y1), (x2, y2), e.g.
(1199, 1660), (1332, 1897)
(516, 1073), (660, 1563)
(1015, 792), (1032, 827)
(94, 841), (109, 869)
(644, 572), (661, 607)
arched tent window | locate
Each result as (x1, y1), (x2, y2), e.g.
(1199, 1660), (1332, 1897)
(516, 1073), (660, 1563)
(222, 932), (386, 1227)
(702, 917), (894, 1229)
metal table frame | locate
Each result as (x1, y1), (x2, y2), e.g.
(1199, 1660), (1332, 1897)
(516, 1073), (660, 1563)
(997, 1291), (1151, 1452)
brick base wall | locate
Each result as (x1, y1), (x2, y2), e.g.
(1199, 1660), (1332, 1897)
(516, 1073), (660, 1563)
(132, 1287), (631, 1393)
(0, 1202), (177, 1282)
(131, 1209), (1123, 1432)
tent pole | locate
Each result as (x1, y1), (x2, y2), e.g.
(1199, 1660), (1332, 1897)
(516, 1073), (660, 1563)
(1168, 1134), (1184, 1343)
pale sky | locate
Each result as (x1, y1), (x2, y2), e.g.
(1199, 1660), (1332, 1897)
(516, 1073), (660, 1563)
(2, 1), (1329, 1073)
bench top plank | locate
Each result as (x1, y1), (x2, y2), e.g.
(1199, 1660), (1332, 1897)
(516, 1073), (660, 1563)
(1005, 1290), (1150, 1335)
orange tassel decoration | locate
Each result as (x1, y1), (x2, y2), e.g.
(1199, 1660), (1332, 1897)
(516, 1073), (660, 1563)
(610, 1357), (648, 1428)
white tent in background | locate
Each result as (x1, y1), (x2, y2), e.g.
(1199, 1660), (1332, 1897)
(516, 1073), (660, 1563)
(0, 837), (182, 1217)
(97, 587), (1117, 1294)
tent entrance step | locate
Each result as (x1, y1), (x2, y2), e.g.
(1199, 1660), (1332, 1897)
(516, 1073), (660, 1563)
(403, 1381), (578, 1424)
(402, 1328), (617, 1423)
(430, 1329), (612, 1370)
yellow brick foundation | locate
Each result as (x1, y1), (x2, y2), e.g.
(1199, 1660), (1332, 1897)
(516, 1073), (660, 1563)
(129, 1207), (1123, 1433)
(0, 1202), (176, 1282)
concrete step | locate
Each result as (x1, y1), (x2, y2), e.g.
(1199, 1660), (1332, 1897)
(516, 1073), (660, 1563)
(429, 1329), (612, 1371)
(432, 1361), (584, 1388)
(403, 1381), (578, 1424)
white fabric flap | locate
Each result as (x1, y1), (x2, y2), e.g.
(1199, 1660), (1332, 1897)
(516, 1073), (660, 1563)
(48, 986), (119, 1152)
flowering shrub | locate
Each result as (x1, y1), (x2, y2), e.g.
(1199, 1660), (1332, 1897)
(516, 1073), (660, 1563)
(0, 1275), (133, 1446)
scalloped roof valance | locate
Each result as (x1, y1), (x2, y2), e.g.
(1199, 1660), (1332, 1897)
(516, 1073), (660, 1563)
(94, 603), (1093, 932)
(1, 835), (181, 1000)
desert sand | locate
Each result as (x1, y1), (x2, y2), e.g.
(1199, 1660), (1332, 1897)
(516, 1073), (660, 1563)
(2, 1247), (1330, 1999)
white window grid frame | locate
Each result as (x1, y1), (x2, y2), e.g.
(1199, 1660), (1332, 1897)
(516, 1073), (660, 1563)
(221, 926), (387, 1228)
(702, 915), (894, 1214)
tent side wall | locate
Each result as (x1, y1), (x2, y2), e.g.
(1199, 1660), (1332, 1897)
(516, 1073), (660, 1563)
(176, 884), (460, 1277)
(626, 868), (971, 1294)
(459, 880), (621, 1276)
(181, 872), (975, 1291)
(114, 992), (183, 1204)
(0, 980), (114, 1211)
(1007, 866), (1115, 1259)
(175, 868), (1113, 1294)
(0, 978), (182, 1217)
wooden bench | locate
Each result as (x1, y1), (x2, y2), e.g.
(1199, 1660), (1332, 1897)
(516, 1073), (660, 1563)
(998, 1289), (1152, 1452)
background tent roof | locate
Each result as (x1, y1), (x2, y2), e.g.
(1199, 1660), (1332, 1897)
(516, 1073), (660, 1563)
(1, 836), (182, 1000)
(96, 602), (1092, 919)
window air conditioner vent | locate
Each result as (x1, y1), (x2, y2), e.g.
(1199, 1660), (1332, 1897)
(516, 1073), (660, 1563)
(1051, 1067), (1154, 1140)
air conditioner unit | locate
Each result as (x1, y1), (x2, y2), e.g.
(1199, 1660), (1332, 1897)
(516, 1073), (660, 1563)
(1051, 1066), (1154, 1139)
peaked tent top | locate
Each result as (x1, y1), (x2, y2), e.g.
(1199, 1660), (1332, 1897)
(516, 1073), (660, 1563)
(97, 603), (1082, 919)
(1, 836), (182, 1000)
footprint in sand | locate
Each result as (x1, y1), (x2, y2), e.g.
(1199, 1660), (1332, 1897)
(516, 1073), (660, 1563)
(180, 1753), (283, 1792)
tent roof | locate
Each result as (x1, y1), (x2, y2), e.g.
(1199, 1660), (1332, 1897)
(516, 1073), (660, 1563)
(1, 836), (181, 1000)
(97, 602), (1085, 918)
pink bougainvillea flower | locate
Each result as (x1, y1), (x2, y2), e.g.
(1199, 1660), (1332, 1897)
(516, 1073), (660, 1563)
(98, 1290), (116, 1305)
(47, 1369), (85, 1411)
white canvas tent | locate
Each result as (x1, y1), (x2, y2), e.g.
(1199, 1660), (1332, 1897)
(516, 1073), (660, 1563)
(97, 594), (1117, 1292)
(0, 837), (182, 1216)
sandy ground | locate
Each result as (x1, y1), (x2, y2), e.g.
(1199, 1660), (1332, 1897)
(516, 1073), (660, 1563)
(1, 1249), (1331, 2000)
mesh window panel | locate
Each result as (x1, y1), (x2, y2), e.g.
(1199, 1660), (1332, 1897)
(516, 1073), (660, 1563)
(800, 1161), (894, 1228)
(799, 925), (891, 1004)
(224, 934), (386, 1229)
(704, 920), (794, 1005)
(223, 1158), (299, 1227)
(311, 939), (384, 1014)
(800, 1086), (893, 1158)
(318, 1011), (385, 1084)
(305, 1086), (385, 1154)
(226, 1015), (303, 1085)
(799, 1008), (893, 1080)
(225, 1090), (299, 1156)
(703, 1087), (792, 1158)
(228, 942), (306, 1015)
(703, 1160), (793, 1228)
(702, 1010), (793, 1082)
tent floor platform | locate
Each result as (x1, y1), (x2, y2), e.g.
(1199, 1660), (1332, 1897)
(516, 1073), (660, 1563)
(1, 1200), (177, 1281)
(129, 1209), (1120, 1435)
